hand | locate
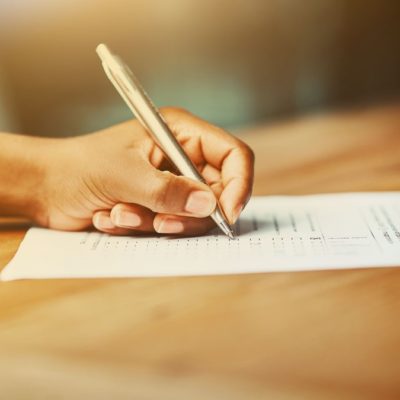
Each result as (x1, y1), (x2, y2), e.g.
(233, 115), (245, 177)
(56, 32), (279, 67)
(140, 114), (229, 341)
(39, 107), (254, 236)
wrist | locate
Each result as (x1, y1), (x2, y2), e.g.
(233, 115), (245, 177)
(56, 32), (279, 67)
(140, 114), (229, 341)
(0, 133), (51, 224)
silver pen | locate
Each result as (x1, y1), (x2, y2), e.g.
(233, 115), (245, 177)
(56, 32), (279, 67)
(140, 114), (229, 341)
(96, 44), (234, 239)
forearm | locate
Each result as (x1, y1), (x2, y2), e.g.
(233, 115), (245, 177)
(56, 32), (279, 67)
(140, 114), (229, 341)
(0, 132), (48, 222)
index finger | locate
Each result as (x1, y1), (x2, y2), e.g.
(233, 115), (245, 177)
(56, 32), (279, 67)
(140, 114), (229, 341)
(162, 108), (255, 224)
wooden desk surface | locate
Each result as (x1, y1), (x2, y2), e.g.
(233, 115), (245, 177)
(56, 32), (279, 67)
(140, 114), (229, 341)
(1, 105), (400, 399)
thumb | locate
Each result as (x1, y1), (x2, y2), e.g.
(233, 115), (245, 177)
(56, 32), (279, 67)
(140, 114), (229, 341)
(118, 163), (217, 217)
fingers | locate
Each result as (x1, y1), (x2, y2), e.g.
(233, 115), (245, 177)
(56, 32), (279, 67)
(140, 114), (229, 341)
(92, 211), (134, 236)
(110, 203), (155, 231)
(153, 214), (215, 236)
(93, 204), (155, 235)
(218, 146), (254, 224)
(93, 203), (216, 236)
(161, 107), (254, 224)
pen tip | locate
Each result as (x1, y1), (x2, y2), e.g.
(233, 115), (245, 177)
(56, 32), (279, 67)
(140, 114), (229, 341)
(224, 224), (235, 240)
(217, 218), (235, 239)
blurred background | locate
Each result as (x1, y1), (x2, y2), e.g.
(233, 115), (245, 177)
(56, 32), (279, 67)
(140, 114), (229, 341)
(0, 0), (399, 136)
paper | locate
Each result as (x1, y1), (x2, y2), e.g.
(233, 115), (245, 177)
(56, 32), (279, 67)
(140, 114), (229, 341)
(2, 193), (400, 281)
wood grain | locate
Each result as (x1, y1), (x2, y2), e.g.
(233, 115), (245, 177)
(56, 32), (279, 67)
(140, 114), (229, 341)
(1, 104), (400, 399)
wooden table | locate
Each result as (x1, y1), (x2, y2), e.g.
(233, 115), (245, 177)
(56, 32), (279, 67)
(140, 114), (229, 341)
(1, 104), (400, 399)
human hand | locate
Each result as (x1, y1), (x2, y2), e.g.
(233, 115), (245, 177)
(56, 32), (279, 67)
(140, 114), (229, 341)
(38, 108), (254, 236)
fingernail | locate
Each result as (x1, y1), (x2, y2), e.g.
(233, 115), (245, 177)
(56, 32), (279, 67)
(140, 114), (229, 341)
(185, 191), (216, 216)
(232, 204), (244, 224)
(155, 218), (184, 234)
(114, 211), (142, 228)
(95, 214), (114, 230)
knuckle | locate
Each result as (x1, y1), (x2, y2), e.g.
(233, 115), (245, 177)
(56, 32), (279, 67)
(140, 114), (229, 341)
(236, 141), (255, 162)
(160, 106), (189, 118)
(247, 145), (256, 163)
(159, 107), (192, 129)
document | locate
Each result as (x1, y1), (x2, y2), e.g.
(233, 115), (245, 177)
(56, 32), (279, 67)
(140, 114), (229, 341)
(1, 193), (400, 281)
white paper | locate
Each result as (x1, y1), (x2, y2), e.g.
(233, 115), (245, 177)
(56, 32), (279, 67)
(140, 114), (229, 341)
(2, 193), (400, 281)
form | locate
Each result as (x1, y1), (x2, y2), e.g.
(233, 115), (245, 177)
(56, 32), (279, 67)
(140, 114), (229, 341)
(1, 193), (400, 281)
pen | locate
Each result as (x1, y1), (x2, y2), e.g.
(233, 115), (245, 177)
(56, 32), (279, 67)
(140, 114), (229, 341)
(96, 43), (234, 239)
